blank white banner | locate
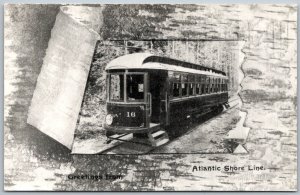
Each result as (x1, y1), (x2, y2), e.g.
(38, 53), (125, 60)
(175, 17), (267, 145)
(27, 6), (103, 149)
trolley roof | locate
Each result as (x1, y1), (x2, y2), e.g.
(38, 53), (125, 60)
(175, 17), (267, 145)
(105, 53), (228, 78)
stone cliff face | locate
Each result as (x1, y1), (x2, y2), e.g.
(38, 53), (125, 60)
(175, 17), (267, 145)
(4, 4), (297, 191)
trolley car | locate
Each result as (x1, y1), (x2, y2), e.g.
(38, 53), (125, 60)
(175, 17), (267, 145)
(104, 53), (229, 146)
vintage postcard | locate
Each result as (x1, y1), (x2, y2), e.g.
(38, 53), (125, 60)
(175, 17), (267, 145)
(4, 4), (297, 191)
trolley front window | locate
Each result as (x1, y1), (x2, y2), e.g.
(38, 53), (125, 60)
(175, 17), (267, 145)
(109, 74), (124, 101)
(126, 74), (145, 102)
(109, 73), (146, 102)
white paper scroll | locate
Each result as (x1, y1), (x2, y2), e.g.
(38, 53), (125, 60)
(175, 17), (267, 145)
(27, 6), (104, 149)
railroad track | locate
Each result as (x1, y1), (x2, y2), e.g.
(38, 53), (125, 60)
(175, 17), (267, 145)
(97, 97), (241, 155)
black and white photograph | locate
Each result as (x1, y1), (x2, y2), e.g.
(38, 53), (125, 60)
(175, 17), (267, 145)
(4, 4), (297, 191)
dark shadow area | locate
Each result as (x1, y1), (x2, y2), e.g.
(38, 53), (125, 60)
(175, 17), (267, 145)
(11, 124), (72, 162)
(167, 107), (224, 139)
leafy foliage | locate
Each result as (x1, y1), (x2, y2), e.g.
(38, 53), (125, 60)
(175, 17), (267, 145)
(100, 5), (176, 39)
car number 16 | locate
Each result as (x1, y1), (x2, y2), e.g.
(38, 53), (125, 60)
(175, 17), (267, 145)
(126, 112), (136, 117)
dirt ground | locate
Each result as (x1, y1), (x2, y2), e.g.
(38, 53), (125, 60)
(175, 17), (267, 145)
(153, 106), (240, 154)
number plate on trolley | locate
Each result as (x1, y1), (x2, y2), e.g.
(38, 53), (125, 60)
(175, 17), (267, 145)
(107, 103), (146, 127)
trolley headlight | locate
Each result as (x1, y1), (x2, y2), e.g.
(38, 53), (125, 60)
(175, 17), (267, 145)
(105, 114), (113, 125)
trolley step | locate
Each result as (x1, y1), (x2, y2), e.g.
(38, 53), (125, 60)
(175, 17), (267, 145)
(155, 138), (169, 146)
(151, 130), (167, 138)
(148, 129), (169, 147)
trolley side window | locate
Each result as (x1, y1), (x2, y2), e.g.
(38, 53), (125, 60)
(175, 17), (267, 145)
(188, 75), (195, 96)
(189, 83), (195, 96)
(173, 83), (180, 98)
(201, 84), (205, 94)
(213, 78), (216, 92)
(223, 79), (228, 91)
(214, 78), (217, 92)
(182, 83), (188, 96)
(126, 74), (145, 102)
(206, 77), (210, 94)
(109, 74), (124, 101)
(181, 74), (188, 97)
(221, 79), (224, 92)
(196, 83), (201, 95)
(205, 84), (209, 94)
